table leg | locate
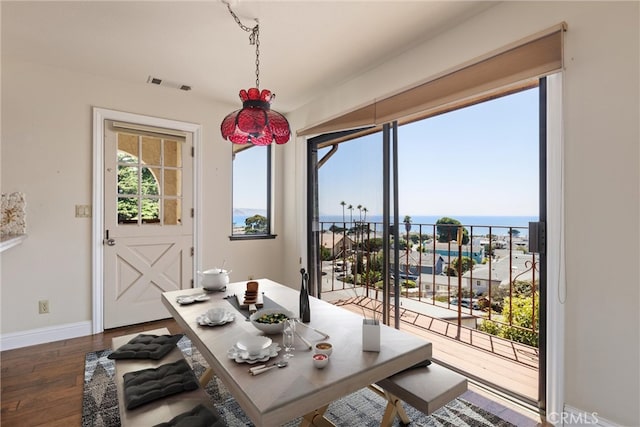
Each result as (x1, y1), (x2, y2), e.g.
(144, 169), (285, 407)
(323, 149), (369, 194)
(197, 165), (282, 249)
(301, 404), (333, 427)
(369, 385), (411, 427)
(380, 390), (410, 426)
(199, 367), (214, 387)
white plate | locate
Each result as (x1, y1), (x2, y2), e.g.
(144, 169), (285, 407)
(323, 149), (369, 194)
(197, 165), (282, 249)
(227, 343), (281, 364)
(196, 311), (235, 326)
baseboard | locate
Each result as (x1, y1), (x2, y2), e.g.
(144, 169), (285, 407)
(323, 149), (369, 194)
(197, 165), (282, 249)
(559, 405), (619, 427)
(0, 321), (92, 351)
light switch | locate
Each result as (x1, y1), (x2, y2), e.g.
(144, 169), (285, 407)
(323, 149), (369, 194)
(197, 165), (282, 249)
(75, 205), (92, 218)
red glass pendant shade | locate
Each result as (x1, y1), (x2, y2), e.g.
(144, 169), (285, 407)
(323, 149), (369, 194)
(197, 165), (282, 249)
(221, 88), (291, 145)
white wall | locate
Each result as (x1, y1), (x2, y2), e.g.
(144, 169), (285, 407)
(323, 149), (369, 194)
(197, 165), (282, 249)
(0, 59), (287, 334)
(283, 2), (639, 425)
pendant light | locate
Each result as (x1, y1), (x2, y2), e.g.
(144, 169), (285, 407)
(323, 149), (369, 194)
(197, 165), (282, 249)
(220, 3), (291, 146)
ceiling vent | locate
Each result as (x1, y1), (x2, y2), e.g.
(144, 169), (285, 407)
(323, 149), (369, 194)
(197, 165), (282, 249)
(147, 76), (191, 91)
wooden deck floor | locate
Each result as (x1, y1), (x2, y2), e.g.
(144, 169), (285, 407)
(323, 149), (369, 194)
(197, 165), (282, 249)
(332, 296), (539, 404)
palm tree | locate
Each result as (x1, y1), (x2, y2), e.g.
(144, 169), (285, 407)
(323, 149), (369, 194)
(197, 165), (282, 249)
(357, 204), (363, 221)
(340, 201), (346, 223)
(348, 204), (354, 224)
(362, 207), (368, 222)
(403, 215), (412, 234)
(403, 215), (412, 291)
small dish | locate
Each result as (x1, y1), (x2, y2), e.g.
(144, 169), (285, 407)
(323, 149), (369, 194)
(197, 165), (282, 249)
(237, 336), (272, 356)
(196, 310), (234, 326)
(312, 353), (329, 369)
(206, 308), (228, 323)
(176, 294), (210, 305)
(227, 342), (281, 364)
(176, 295), (196, 305)
(314, 342), (333, 356)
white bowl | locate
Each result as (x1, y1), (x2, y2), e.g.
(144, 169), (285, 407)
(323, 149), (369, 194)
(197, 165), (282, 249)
(199, 268), (230, 291)
(236, 335), (272, 356)
(249, 308), (295, 335)
(206, 308), (228, 323)
(312, 353), (329, 369)
(314, 342), (333, 356)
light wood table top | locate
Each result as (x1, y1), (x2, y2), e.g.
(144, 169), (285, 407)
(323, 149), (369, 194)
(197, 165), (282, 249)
(162, 278), (432, 426)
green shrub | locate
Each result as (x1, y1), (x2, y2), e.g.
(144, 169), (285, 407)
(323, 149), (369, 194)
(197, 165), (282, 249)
(479, 319), (501, 335)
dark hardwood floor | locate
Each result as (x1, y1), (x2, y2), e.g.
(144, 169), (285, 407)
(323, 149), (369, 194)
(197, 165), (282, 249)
(0, 318), (180, 427)
(1, 314), (540, 427)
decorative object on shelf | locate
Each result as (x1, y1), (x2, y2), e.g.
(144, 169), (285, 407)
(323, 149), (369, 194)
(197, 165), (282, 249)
(362, 318), (380, 352)
(1, 192), (26, 237)
(299, 268), (311, 323)
(220, 2), (291, 146)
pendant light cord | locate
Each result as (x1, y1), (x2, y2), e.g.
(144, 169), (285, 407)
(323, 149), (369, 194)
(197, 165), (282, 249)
(224, 1), (260, 89)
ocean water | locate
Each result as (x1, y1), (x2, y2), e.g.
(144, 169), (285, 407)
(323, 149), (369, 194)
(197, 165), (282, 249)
(234, 213), (537, 236)
(318, 214), (537, 236)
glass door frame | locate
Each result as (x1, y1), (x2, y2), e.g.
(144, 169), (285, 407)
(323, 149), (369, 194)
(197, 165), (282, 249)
(305, 80), (549, 411)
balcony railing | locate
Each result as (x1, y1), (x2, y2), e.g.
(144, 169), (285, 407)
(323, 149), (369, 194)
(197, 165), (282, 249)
(317, 220), (540, 352)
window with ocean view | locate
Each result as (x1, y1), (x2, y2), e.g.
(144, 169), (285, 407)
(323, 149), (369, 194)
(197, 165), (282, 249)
(231, 145), (273, 238)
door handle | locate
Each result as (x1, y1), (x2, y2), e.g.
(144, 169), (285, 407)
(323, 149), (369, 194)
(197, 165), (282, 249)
(104, 229), (116, 246)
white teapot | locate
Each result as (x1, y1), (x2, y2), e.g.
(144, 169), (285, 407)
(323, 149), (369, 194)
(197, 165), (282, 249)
(197, 268), (231, 291)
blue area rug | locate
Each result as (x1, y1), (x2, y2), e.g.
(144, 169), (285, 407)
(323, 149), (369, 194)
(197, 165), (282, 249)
(82, 336), (517, 426)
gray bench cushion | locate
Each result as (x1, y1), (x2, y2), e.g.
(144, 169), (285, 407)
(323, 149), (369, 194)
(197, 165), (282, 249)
(377, 363), (468, 416)
(153, 404), (227, 427)
(108, 333), (183, 360)
(123, 359), (199, 410)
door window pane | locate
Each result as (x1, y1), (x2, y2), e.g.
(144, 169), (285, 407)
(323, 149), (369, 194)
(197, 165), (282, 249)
(164, 139), (181, 168)
(115, 129), (185, 226)
(118, 133), (138, 160)
(118, 165), (138, 195)
(141, 167), (160, 195)
(164, 199), (181, 225)
(164, 169), (181, 197)
(141, 136), (161, 166)
(140, 198), (160, 223)
(118, 196), (138, 224)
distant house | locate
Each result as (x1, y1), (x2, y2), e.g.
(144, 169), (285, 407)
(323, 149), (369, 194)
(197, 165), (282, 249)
(461, 252), (539, 295)
(320, 232), (355, 258)
(421, 240), (485, 264)
(479, 238), (507, 250)
(397, 251), (445, 276)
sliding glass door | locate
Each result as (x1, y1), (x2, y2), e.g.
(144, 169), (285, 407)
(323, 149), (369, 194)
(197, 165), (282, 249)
(306, 83), (546, 410)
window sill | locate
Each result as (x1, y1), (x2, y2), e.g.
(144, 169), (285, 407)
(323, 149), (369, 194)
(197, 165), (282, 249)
(0, 234), (27, 253)
(229, 234), (277, 241)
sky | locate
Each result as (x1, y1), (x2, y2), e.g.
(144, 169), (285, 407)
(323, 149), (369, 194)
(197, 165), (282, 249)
(318, 87), (540, 217)
(233, 146), (268, 212)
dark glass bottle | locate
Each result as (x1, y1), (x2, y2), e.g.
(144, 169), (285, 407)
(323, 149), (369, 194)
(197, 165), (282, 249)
(299, 268), (311, 323)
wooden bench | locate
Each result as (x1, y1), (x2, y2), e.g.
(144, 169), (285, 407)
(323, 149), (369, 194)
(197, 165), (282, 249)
(373, 363), (468, 427)
(112, 327), (218, 426)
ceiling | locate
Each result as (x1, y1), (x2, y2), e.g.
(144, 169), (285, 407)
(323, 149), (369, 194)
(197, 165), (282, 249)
(2, 1), (496, 113)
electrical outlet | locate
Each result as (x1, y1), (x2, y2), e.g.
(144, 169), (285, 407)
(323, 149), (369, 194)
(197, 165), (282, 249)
(39, 300), (49, 314)
(75, 204), (91, 218)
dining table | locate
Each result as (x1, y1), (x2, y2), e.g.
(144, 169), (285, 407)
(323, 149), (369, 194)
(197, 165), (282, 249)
(161, 278), (433, 426)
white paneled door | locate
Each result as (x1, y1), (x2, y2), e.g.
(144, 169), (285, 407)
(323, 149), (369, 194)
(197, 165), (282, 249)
(103, 120), (193, 328)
